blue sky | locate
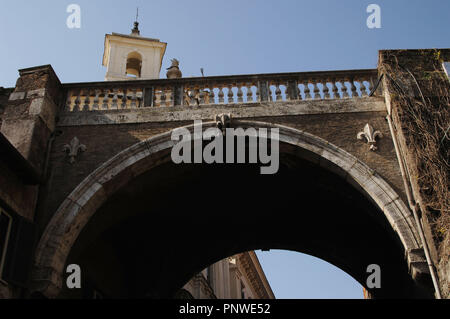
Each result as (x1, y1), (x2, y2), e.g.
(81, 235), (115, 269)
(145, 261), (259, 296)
(1, 0), (449, 87)
(256, 250), (363, 299)
(1, 0), (449, 298)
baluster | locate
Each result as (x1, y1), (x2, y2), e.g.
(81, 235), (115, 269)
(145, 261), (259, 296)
(111, 89), (118, 109)
(267, 84), (273, 101)
(92, 90), (100, 110)
(65, 91), (73, 111)
(360, 79), (368, 97)
(167, 87), (173, 106)
(285, 83), (291, 100)
(184, 86), (192, 106)
(82, 90), (90, 111)
(74, 91), (82, 111)
(312, 81), (321, 100)
(275, 83), (282, 101)
(350, 78), (358, 98)
(341, 80), (349, 98)
(256, 85), (260, 102)
(130, 89), (137, 108)
(331, 80), (340, 99)
(323, 79), (331, 99)
(227, 85), (234, 104)
(136, 90), (143, 108)
(183, 86), (189, 106)
(156, 87), (162, 107)
(303, 81), (312, 100)
(180, 87), (185, 106)
(209, 88), (215, 104)
(199, 87), (206, 105)
(237, 85), (244, 103)
(203, 87), (210, 104)
(121, 89), (128, 109)
(367, 79), (374, 95)
(179, 87), (186, 106)
(246, 84), (254, 102)
(102, 89), (110, 110)
(216, 86), (223, 104)
(286, 81), (299, 101)
(297, 84), (304, 100)
(191, 88), (198, 106)
(160, 87), (166, 106)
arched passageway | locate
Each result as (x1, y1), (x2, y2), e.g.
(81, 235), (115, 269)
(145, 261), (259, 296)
(32, 121), (431, 298)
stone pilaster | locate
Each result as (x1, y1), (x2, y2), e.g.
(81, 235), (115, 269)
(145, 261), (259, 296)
(1, 65), (62, 178)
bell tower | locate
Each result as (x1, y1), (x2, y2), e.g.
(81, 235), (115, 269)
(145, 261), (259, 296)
(102, 16), (167, 81)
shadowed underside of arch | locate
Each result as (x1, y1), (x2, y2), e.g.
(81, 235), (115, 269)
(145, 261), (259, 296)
(32, 120), (423, 298)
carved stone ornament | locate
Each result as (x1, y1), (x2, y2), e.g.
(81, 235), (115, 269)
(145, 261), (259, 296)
(357, 123), (383, 151)
(63, 137), (87, 164)
(214, 113), (231, 134)
(166, 58), (182, 79)
(185, 88), (200, 106)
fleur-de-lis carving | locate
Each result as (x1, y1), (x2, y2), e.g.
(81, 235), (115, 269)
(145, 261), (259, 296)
(63, 137), (87, 164)
(357, 123), (383, 151)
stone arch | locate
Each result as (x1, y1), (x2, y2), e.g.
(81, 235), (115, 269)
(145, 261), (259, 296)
(32, 120), (422, 298)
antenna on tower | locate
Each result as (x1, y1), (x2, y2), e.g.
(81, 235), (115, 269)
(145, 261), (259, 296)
(136, 7), (139, 23)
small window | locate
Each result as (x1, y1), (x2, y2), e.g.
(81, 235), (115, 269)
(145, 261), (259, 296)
(126, 51), (142, 78)
(0, 208), (13, 281)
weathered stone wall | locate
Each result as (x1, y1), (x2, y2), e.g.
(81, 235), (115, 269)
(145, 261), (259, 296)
(3, 56), (439, 298)
(380, 49), (450, 298)
(1, 65), (62, 177)
(34, 118), (424, 299)
(0, 66), (63, 298)
(0, 87), (13, 127)
(252, 111), (405, 201)
(38, 107), (406, 238)
(0, 157), (38, 221)
(37, 120), (191, 233)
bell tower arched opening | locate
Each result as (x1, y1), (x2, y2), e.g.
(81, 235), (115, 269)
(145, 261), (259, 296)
(125, 51), (142, 78)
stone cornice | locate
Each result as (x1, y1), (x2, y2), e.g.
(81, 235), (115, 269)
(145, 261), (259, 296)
(63, 68), (377, 88)
(58, 97), (385, 127)
(238, 252), (275, 299)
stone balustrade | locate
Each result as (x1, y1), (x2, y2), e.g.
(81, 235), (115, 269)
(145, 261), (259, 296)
(63, 69), (379, 112)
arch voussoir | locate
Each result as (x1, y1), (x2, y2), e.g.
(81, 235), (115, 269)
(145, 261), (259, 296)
(32, 121), (422, 298)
